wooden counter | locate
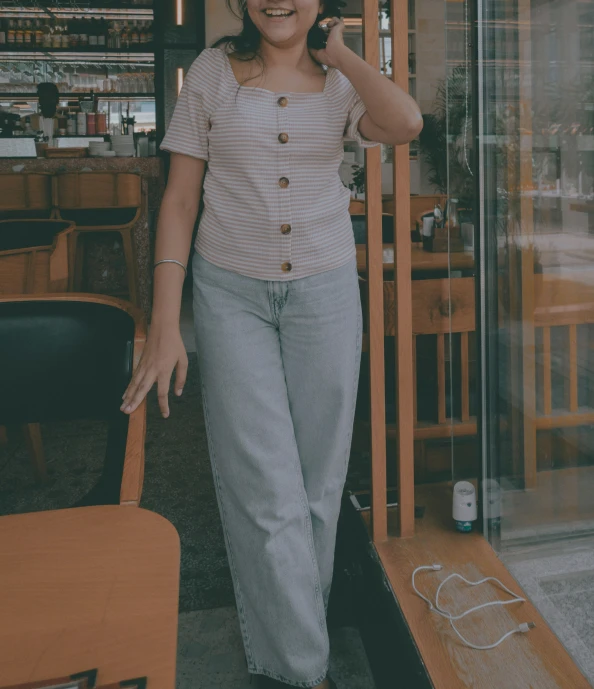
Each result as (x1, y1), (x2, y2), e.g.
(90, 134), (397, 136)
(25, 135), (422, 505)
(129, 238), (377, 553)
(0, 157), (165, 315)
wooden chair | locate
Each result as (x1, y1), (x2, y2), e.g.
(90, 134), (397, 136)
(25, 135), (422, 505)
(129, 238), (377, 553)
(349, 198), (366, 214)
(0, 219), (73, 294)
(0, 172), (54, 218)
(0, 506), (180, 687)
(359, 277), (476, 462)
(351, 213), (395, 245)
(54, 172), (143, 306)
(522, 271), (594, 486)
(382, 194), (447, 232)
(0, 294), (147, 506)
(532, 272), (594, 429)
(350, 194), (448, 234)
(0, 219), (74, 481)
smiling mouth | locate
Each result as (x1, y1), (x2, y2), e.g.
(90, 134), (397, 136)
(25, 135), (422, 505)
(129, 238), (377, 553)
(263, 8), (295, 18)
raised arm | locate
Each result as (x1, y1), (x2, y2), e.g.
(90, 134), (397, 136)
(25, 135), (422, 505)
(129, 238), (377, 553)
(311, 17), (423, 146)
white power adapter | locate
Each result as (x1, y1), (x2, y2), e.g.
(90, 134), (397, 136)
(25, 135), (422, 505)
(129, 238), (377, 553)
(412, 565), (536, 650)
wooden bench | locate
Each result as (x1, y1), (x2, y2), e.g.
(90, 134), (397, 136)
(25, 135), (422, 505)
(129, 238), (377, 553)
(363, 483), (591, 688)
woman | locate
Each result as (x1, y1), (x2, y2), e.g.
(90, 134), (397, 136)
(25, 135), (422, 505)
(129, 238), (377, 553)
(121, 1), (421, 687)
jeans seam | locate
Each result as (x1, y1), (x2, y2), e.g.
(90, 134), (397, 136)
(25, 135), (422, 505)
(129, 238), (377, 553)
(284, 366), (328, 638)
(345, 269), (363, 477)
(200, 381), (256, 664)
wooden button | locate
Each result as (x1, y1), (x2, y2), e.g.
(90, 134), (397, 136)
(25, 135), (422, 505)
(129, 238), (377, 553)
(281, 262), (292, 272)
(278, 133), (289, 144)
(281, 224), (292, 235)
(279, 177), (289, 188)
(278, 97), (288, 107)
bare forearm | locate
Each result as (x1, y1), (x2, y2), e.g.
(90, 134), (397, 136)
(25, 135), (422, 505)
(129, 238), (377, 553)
(150, 153), (206, 328)
(151, 193), (197, 327)
(335, 45), (422, 144)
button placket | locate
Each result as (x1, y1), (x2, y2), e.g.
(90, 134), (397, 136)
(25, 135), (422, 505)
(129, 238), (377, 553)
(277, 94), (293, 274)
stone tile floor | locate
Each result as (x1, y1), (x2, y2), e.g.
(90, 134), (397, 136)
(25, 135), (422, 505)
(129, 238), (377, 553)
(176, 608), (377, 689)
(503, 536), (594, 687)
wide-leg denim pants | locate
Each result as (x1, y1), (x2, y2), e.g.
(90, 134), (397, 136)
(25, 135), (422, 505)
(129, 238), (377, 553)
(192, 251), (362, 688)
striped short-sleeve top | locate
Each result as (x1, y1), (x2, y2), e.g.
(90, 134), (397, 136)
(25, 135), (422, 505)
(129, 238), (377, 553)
(160, 47), (380, 281)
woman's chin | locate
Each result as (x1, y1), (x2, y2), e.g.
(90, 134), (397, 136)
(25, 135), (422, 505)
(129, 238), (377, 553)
(260, 27), (306, 47)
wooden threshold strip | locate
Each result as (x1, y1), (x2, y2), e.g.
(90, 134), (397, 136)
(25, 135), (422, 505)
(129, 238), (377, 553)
(362, 484), (591, 688)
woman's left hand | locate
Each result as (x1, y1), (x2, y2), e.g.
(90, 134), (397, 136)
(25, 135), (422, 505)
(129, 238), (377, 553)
(310, 17), (348, 70)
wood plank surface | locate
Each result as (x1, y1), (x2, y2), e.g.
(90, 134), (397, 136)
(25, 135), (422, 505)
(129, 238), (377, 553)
(0, 506), (180, 687)
(542, 326), (552, 416)
(391, 0), (415, 539)
(356, 243), (474, 273)
(384, 278), (475, 336)
(364, 484), (591, 689)
(362, 0), (388, 544)
(461, 332), (470, 422)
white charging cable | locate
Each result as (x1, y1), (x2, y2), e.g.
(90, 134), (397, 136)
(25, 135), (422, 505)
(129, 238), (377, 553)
(412, 565), (536, 650)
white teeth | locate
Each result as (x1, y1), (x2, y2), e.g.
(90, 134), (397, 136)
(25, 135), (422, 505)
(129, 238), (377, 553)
(264, 9), (293, 16)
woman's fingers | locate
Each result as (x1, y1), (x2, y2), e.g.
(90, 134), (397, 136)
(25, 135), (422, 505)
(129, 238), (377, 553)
(121, 365), (149, 409)
(157, 374), (171, 418)
(174, 354), (189, 397)
(123, 374), (156, 414)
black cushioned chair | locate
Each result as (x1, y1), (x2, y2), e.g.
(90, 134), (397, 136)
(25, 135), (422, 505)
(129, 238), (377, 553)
(351, 213), (395, 245)
(0, 294), (147, 506)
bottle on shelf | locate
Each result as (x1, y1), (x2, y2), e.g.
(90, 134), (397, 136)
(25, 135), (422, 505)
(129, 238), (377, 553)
(7, 19), (16, 44)
(77, 111), (87, 135)
(89, 17), (98, 46)
(69, 16), (79, 48)
(15, 19), (24, 44)
(24, 19), (33, 45)
(121, 22), (130, 49)
(79, 17), (88, 47)
(42, 17), (52, 48)
(61, 19), (70, 48)
(23, 116), (35, 136)
(146, 20), (153, 44)
(0, 19), (6, 45)
(139, 21), (147, 44)
(98, 18), (107, 47)
(107, 21), (118, 49)
(34, 19), (43, 46)
(148, 129), (156, 156)
(131, 20), (140, 44)
(52, 19), (62, 49)
(67, 113), (77, 135)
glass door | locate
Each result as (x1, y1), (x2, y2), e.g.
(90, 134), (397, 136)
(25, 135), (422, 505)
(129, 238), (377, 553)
(477, 0), (594, 547)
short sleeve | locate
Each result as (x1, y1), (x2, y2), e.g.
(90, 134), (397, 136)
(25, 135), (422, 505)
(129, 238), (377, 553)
(344, 88), (381, 149)
(160, 51), (217, 161)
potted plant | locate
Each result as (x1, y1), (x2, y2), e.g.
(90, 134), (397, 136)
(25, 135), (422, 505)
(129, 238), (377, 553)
(351, 163), (365, 198)
(418, 65), (475, 220)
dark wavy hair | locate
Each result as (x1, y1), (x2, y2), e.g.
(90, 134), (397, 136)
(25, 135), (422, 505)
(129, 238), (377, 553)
(212, 0), (347, 59)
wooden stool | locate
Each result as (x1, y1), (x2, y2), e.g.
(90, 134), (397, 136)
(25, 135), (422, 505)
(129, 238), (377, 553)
(0, 172), (54, 217)
(55, 172), (143, 306)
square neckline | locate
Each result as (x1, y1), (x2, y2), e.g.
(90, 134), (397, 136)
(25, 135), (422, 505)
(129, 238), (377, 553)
(222, 50), (331, 96)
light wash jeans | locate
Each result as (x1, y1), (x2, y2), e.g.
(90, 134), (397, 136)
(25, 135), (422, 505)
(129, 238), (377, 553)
(192, 251), (362, 687)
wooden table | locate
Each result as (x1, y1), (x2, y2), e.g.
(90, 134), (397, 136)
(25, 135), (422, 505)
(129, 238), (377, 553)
(0, 506), (180, 688)
(356, 242), (475, 273)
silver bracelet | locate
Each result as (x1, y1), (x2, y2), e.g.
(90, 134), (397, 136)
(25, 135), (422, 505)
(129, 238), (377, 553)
(154, 259), (187, 277)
